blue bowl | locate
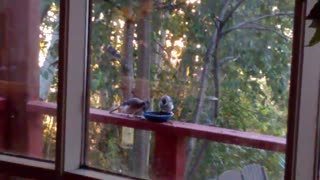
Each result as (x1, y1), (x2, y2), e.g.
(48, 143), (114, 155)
(143, 111), (173, 122)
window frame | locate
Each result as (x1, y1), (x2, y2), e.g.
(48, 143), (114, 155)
(0, 0), (317, 179)
(284, 0), (320, 180)
(56, 0), (126, 179)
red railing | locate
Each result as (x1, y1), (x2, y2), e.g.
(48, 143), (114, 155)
(0, 97), (287, 179)
(26, 100), (286, 152)
(25, 100), (286, 179)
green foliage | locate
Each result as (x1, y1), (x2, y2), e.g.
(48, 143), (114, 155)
(193, 141), (284, 180)
(308, 25), (320, 46)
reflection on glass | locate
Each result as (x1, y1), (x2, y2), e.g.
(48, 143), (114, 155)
(0, 0), (59, 161)
(87, 122), (153, 179)
(87, 0), (294, 179)
(188, 139), (284, 179)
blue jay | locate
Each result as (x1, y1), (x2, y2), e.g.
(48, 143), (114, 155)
(159, 95), (174, 113)
(106, 45), (121, 59)
(110, 97), (149, 116)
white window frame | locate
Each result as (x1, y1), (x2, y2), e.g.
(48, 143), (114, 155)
(284, 0), (320, 180)
(56, 0), (128, 179)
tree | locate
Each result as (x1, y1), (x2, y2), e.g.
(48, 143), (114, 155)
(40, 0), (59, 101)
(130, 0), (153, 178)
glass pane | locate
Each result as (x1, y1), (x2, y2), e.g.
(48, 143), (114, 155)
(87, 0), (294, 179)
(87, 122), (153, 179)
(188, 139), (284, 180)
(0, 0), (59, 161)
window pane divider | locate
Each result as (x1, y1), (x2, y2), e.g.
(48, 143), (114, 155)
(56, 0), (90, 175)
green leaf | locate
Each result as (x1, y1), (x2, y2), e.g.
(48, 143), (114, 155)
(308, 28), (320, 46)
(306, 2), (320, 20)
(309, 19), (320, 28)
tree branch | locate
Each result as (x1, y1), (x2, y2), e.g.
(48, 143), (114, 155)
(232, 24), (290, 41)
(188, 140), (210, 178)
(155, 2), (185, 12)
(219, 55), (240, 66)
(151, 42), (175, 69)
(222, 12), (294, 35)
(186, 1), (234, 179)
(212, 0), (233, 27)
(221, 0), (246, 27)
(205, 0), (232, 58)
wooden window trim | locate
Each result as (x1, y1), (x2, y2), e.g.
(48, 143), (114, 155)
(56, 0), (89, 174)
(0, 154), (55, 179)
(284, 0), (307, 179)
(284, 0), (320, 180)
(64, 169), (132, 180)
(56, 0), (127, 179)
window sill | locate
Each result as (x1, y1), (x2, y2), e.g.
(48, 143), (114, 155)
(0, 154), (55, 178)
(65, 169), (132, 180)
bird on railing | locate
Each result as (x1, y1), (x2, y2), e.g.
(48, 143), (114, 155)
(109, 97), (149, 118)
(106, 45), (121, 59)
(159, 95), (174, 114)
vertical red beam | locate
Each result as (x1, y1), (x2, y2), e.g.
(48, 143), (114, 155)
(0, 97), (7, 151)
(0, 1), (8, 153)
(0, 2), (9, 179)
(152, 132), (186, 180)
(25, 0), (42, 157)
(0, 0), (42, 158)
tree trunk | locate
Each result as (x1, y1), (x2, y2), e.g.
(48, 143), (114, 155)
(120, 13), (135, 172)
(120, 18), (134, 100)
(153, 0), (168, 77)
(38, 2), (60, 101)
(130, 0), (152, 178)
(39, 32), (59, 100)
(117, 3), (137, 176)
(186, 1), (246, 179)
(185, 1), (233, 178)
(185, 28), (220, 177)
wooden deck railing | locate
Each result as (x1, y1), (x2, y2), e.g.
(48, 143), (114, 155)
(26, 100), (286, 179)
(26, 100), (286, 152)
(0, 98), (287, 179)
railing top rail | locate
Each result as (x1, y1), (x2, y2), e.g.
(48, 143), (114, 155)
(27, 100), (286, 153)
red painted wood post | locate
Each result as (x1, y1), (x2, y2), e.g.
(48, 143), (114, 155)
(0, 0), (42, 159)
(0, 98), (7, 151)
(0, 1), (8, 153)
(0, 99), (7, 180)
(152, 132), (186, 180)
(0, 2), (9, 179)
